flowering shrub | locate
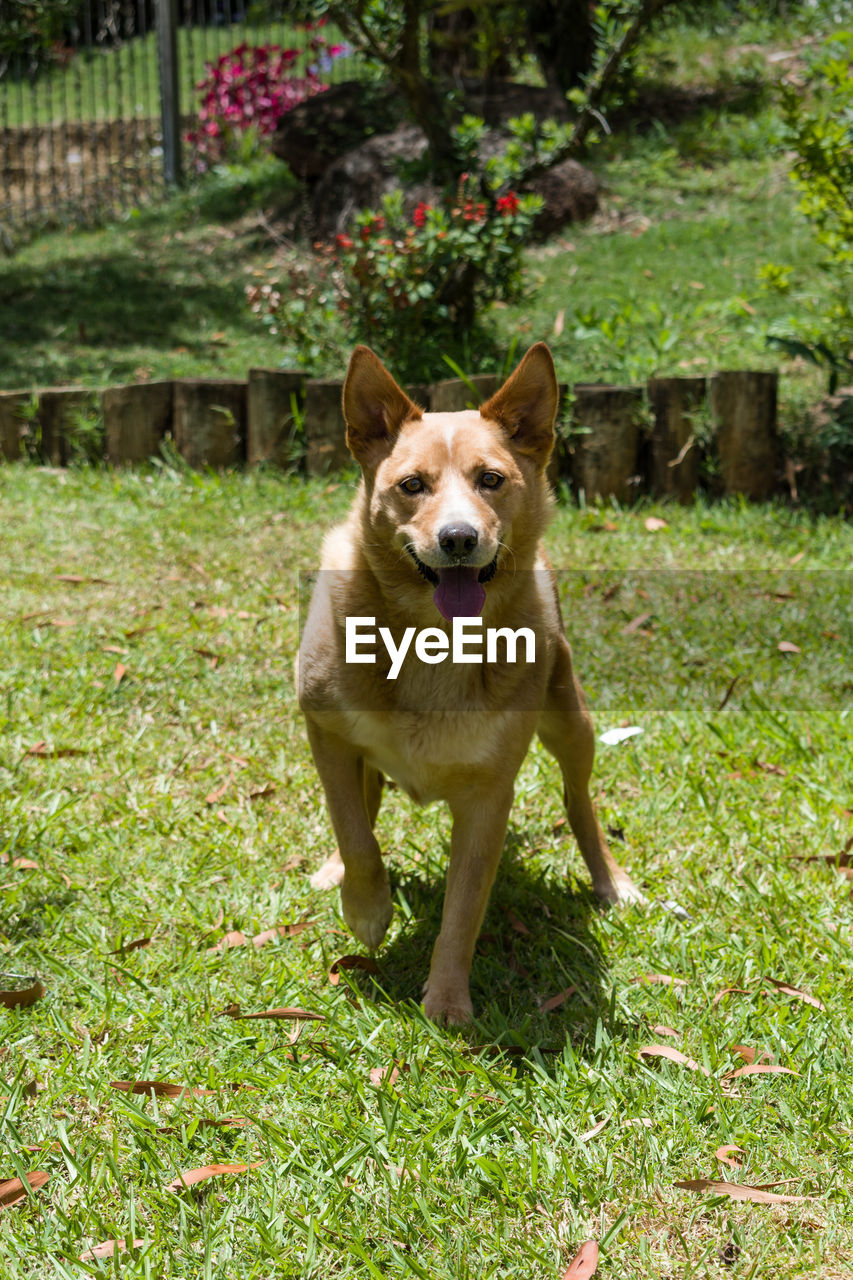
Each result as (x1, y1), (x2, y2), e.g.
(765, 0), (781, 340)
(326, 179), (540, 379)
(186, 26), (349, 171)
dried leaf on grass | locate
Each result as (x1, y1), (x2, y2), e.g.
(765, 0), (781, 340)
(777, 641), (801, 654)
(540, 985), (578, 1013)
(0, 1171), (49, 1208)
(217, 1004), (325, 1022)
(0, 978), (45, 1010)
(674, 1178), (814, 1204)
(765, 978), (826, 1011)
(650, 1024), (681, 1038)
(166, 1161), (264, 1192)
(644, 517), (668, 532)
(561, 1240), (599, 1279)
(329, 955), (380, 985)
(369, 1061), (409, 1089)
(79, 1239), (145, 1262)
(793, 850), (853, 879)
(207, 920), (315, 953)
(639, 1045), (709, 1075)
(110, 1080), (216, 1098)
(712, 986), (752, 1007)
(722, 1064), (799, 1081)
(715, 1145), (744, 1169)
(578, 1118), (609, 1142)
(25, 741), (89, 758)
(108, 936), (152, 955)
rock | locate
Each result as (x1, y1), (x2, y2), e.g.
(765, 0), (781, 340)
(526, 159), (599, 238)
(273, 80), (404, 180)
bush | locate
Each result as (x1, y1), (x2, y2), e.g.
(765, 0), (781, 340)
(185, 28), (349, 172)
(765, 32), (853, 391)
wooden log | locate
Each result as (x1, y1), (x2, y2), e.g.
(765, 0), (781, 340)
(304, 379), (351, 476)
(247, 368), (304, 468)
(710, 371), (779, 499)
(571, 384), (644, 502)
(647, 375), (706, 502)
(429, 374), (499, 413)
(38, 387), (97, 465)
(104, 381), (173, 464)
(173, 379), (247, 469)
(0, 391), (32, 460)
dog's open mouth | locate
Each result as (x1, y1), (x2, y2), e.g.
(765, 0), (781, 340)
(407, 548), (498, 621)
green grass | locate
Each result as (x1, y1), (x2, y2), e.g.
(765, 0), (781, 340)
(1, 464), (852, 1277)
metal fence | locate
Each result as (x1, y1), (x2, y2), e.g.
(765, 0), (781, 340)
(0, 0), (347, 246)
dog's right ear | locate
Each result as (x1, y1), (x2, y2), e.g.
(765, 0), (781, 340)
(342, 346), (422, 469)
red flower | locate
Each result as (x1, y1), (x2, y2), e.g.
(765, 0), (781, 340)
(335, 233), (354, 250)
(496, 191), (520, 216)
(413, 201), (431, 228)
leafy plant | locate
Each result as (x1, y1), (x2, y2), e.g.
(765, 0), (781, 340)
(765, 33), (853, 391)
(185, 29), (349, 172)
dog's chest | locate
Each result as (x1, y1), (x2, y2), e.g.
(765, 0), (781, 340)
(330, 706), (530, 804)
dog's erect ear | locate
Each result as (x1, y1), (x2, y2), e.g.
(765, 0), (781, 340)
(343, 346), (422, 468)
(479, 343), (558, 465)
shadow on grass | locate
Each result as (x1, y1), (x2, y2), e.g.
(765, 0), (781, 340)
(356, 825), (621, 1056)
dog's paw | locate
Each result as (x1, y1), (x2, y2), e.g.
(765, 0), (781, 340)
(595, 873), (646, 906)
(341, 871), (393, 950)
(310, 852), (346, 890)
(422, 982), (473, 1026)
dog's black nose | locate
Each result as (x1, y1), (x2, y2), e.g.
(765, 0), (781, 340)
(438, 523), (479, 559)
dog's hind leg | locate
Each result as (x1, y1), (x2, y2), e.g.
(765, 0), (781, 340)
(538, 635), (643, 904)
(304, 720), (393, 947)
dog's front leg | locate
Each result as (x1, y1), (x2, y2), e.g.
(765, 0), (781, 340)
(304, 720), (392, 949)
(423, 784), (515, 1025)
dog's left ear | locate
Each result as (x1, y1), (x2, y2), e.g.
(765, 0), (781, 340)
(343, 346), (422, 469)
(480, 343), (558, 466)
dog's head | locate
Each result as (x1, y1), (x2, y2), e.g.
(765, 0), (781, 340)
(342, 344), (558, 620)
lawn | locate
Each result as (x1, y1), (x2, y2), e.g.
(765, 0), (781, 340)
(1, 464), (852, 1277)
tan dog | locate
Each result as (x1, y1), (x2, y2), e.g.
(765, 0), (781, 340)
(298, 342), (640, 1023)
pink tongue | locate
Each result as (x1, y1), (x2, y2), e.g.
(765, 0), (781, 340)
(433, 566), (486, 621)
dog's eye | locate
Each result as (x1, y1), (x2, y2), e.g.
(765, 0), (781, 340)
(399, 476), (425, 495)
(480, 471), (504, 490)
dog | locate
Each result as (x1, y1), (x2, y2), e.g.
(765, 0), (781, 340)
(297, 342), (641, 1024)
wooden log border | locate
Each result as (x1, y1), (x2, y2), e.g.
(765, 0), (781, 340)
(0, 368), (789, 503)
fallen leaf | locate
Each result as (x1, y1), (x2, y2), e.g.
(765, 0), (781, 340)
(777, 641), (801, 654)
(650, 1024), (680, 1038)
(553, 308), (565, 337)
(712, 985), (752, 1007)
(717, 674), (742, 712)
(789, 551), (805, 564)
(329, 955), (380, 985)
(644, 517), (668, 532)
(218, 1005), (325, 1022)
(25, 741), (89, 758)
(764, 978), (825, 1011)
(204, 776), (231, 806)
(540, 985), (578, 1013)
(715, 1145), (744, 1169)
(722, 1064), (799, 1081)
(110, 1080), (216, 1097)
(622, 611), (653, 635)
(793, 851), (853, 879)
(248, 784), (276, 802)
(0, 1170), (50, 1208)
(48, 617), (75, 628)
(504, 908), (530, 935)
(166, 1161), (264, 1193)
(639, 1045), (709, 1075)
(1, 856), (40, 871)
(79, 1239), (145, 1262)
(0, 979), (45, 1010)
(561, 1240), (599, 1279)
(370, 1061), (409, 1088)
(578, 1117), (609, 1142)
(732, 1044), (759, 1064)
(108, 936), (152, 955)
(633, 973), (688, 988)
(102, 645), (128, 656)
(113, 662), (128, 686)
(755, 760), (787, 776)
(55, 573), (110, 585)
(674, 1178), (813, 1204)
